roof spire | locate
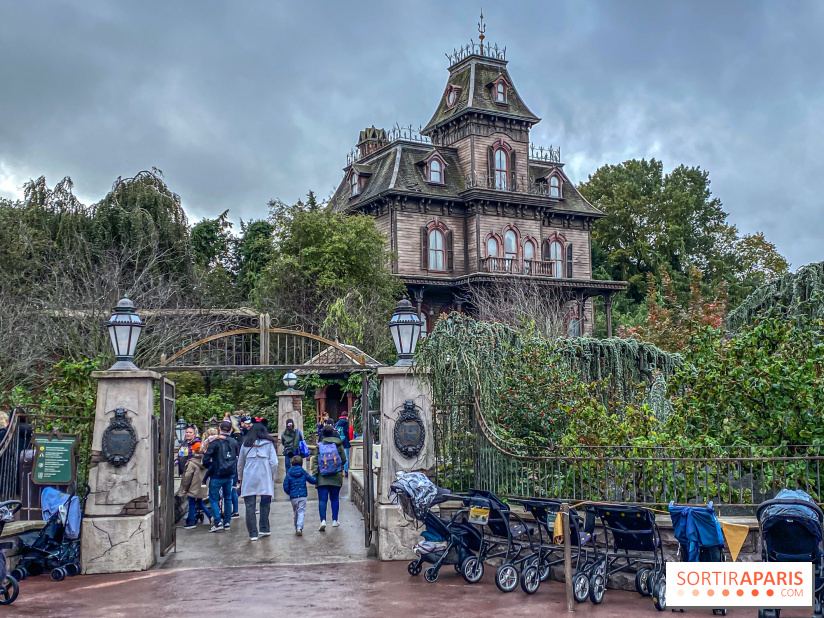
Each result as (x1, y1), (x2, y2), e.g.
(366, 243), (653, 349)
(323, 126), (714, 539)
(477, 9), (486, 45)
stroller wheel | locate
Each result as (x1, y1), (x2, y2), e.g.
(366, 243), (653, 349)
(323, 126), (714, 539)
(636, 567), (652, 597)
(573, 572), (590, 603)
(712, 611), (727, 616)
(653, 577), (667, 611)
(461, 556), (484, 584)
(495, 564), (519, 593)
(520, 565), (540, 595)
(424, 566), (439, 583)
(454, 563), (462, 573)
(589, 570), (606, 604)
(50, 567), (66, 581)
(9, 568), (25, 581)
(407, 560), (422, 576)
(0, 575), (19, 605)
(65, 563), (81, 577)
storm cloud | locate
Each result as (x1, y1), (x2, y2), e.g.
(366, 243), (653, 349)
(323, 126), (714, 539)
(1, 1), (822, 267)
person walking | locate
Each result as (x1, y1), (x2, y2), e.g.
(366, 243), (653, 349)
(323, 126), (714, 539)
(282, 455), (317, 536)
(202, 420), (239, 532)
(176, 425), (202, 476)
(279, 419), (304, 473)
(237, 423), (279, 541)
(313, 424), (346, 531)
(334, 412), (351, 478)
(176, 434), (210, 529)
(316, 411), (329, 440)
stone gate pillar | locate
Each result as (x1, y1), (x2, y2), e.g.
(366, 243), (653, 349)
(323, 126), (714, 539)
(276, 389), (304, 481)
(375, 366), (435, 560)
(81, 370), (160, 574)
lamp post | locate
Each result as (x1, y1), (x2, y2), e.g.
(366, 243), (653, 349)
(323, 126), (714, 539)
(175, 418), (187, 445)
(388, 297), (423, 367)
(283, 371), (298, 390)
(106, 296), (144, 371)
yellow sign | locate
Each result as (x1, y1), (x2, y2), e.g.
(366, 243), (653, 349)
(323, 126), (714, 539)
(469, 507), (490, 525)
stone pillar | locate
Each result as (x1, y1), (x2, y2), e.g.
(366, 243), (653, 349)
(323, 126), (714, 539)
(81, 370), (160, 574)
(276, 389), (304, 482)
(375, 366), (435, 561)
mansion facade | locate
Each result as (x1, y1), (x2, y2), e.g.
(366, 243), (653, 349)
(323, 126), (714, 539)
(329, 40), (626, 336)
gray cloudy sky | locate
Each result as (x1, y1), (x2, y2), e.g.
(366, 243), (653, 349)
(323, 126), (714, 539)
(1, 1), (822, 268)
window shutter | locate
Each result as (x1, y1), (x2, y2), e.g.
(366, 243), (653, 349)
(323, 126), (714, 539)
(421, 227), (429, 269)
(446, 230), (454, 272)
(487, 146), (495, 186)
(510, 150), (517, 191)
(566, 243), (574, 278)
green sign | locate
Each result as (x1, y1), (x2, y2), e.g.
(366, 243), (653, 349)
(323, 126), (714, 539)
(32, 434), (77, 485)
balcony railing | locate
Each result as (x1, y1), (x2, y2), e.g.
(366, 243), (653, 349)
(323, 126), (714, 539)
(463, 172), (559, 198)
(480, 256), (559, 277)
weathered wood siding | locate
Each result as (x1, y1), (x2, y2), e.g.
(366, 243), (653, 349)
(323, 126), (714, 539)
(395, 211), (466, 276)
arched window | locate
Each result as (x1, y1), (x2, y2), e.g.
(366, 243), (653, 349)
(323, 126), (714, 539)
(496, 82), (506, 103)
(494, 149), (508, 190)
(550, 175), (561, 198)
(429, 229), (445, 271)
(504, 230), (518, 260)
(523, 239), (536, 274)
(549, 241), (564, 278)
(429, 159), (442, 184)
(447, 89), (456, 106)
(350, 172), (359, 196)
(487, 236), (499, 257)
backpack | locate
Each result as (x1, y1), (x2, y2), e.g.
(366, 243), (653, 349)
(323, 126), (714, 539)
(317, 441), (342, 476)
(337, 424), (346, 441)
(213, 438), (237, 478)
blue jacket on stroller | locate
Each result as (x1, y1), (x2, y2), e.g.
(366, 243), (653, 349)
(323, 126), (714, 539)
(669, 501), (725, 562)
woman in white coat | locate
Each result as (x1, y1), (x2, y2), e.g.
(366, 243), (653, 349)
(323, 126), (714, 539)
(237, 423), (279, 541)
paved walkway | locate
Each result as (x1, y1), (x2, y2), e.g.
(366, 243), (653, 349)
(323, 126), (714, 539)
(159, 489), (368, 569)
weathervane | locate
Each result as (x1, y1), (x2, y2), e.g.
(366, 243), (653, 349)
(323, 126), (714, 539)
(478, 9), (486, 44)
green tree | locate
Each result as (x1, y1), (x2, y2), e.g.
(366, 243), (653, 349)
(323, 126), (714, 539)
(236, 219), (275, 297)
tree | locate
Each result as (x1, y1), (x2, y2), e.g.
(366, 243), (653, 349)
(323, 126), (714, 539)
(579, 159), (788, 309)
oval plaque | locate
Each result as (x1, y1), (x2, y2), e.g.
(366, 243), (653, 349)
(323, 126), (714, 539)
(394, 400), (425, 459)
(102, 408), (137, 467)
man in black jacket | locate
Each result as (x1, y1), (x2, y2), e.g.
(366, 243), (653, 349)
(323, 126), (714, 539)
(202, 420), (239, 532)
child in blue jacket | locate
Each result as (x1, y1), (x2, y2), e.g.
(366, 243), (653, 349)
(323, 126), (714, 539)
(282, 456), (317, 535)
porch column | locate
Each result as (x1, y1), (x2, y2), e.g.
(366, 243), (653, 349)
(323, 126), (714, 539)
(576, 292), (586, 338)
(604, 293), (614, 338)
(82, 370), (160, 574)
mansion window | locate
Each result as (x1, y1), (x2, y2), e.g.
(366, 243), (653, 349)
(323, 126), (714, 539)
(504, 229), (518, 261)
(350, 173), (359, 197)
(447, 88), (456, 106)
(496, 82), (507, 103)
(494, 149), (508, 190)
(549, 241), (564, 278)
(487, 236), (499, 257)
(429, 159), (442, 184)
(523, 239), (536, 274)
(429, 228), (445, 271)
(550, 175), (561, 198)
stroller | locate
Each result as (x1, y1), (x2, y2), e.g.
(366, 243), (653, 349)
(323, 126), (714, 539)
(512, 498), (598, 598)
(756, 489), (824, 618)
(11, 487), (84, 582)
(0, 500), (21, 605)
(588, 504), (666, 609)
(460, 489), (535, 593)
(390, 472), (483, 584)
(668, 501), (727, 615)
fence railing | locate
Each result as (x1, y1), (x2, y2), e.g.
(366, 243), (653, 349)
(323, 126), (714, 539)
(480, 256), (557, 277)
(433, 399), (824, 508)
(0, 409), (23, 504)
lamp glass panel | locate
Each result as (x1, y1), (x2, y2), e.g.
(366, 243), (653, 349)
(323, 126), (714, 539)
(397, 323), (414, 354)
(114, 324), (133, 356)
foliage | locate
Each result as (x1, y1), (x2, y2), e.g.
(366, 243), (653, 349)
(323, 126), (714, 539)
(175, 393), (235, 431)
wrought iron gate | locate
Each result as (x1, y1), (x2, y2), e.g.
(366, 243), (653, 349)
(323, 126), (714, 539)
(157, 378), (176, 556)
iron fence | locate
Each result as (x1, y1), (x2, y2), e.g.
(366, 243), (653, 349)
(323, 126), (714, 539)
(434, 400), (824, 508)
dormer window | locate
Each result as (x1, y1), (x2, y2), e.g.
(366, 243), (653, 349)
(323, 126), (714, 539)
(496, 82), (506, 103)
(490, 75), (510, 105)
(444, 84), (462, 110)
(349, 171), (359, 197)
(550, 175), (561, 198)
(429, 159), (442, 183)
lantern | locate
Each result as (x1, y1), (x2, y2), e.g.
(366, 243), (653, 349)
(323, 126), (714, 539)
(106, 296), (144, 370)
(388, 297), (423, 366)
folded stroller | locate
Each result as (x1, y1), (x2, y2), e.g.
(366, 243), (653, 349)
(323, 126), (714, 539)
(390, 472), (482, 584)
(756, 489), (824, 618)
(11, 487), (84, 582)
(0, 500), (21, 605)
(669, 501), (727, 615)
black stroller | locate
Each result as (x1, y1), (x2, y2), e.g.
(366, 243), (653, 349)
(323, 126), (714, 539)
(390, 472), (483, 584)
(512, 498), (598, 598)
(460, 489), (535, 593)
(756, 489), (824, 618)
(0, 500), (21, 605)
(11, 487), (84, 582)
(588, 504), (666, 609)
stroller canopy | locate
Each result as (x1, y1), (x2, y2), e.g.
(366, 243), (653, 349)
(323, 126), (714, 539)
(758, 489), (824, 543)
(389, 471), (440, 521)
(669, 502), (724, 562)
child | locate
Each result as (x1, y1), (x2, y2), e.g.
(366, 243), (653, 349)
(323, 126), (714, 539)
(282, 455), (317, 535)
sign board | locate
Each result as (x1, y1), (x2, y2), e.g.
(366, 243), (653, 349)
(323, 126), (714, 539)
(372, 444), (381, 469)
(32, 433), (77, 485)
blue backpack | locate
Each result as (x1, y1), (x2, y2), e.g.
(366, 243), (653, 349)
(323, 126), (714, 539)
(317, 441), (342, 476)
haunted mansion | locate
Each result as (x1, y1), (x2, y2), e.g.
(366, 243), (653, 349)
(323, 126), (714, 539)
(329, 29), (626, 336)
